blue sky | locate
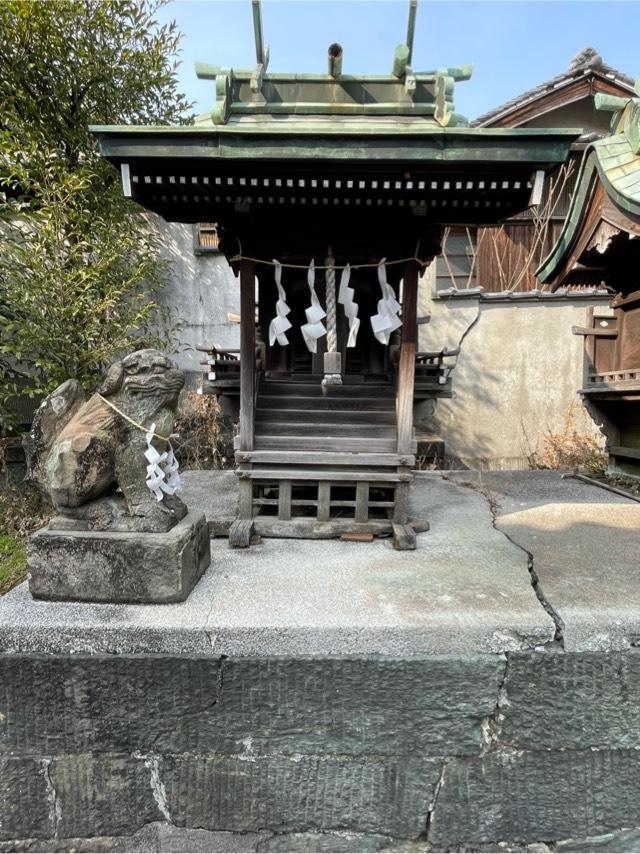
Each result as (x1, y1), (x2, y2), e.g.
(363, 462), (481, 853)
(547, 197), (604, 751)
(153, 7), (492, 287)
(156, 0), (638, 121)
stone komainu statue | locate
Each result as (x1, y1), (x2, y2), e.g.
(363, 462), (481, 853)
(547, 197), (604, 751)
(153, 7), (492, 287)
(24, 349), (187, 533)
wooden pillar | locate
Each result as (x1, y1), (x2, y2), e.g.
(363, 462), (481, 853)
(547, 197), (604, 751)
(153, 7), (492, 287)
(239, 260), (256, 452)
(396, 260), (419, 456)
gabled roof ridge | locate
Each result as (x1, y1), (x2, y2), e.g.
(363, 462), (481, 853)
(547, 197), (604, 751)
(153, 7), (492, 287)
(472, 47), (635, 127)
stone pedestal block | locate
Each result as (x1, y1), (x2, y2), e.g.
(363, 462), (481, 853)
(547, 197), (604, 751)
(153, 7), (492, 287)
(27, 511), (210, 604)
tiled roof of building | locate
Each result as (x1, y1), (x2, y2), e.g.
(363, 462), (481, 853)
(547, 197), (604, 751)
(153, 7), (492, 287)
(473, 47), (635, 127)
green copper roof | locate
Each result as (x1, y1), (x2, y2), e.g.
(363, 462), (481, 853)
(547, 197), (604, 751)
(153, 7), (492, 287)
(190, 62), (473, 129)
(188, 1), (472, 129)
(537, 80), (640, 284)
(88, 1), (578, 228)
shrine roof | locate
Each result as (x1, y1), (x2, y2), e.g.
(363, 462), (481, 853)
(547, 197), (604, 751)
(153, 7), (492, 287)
(90, 2), (578, 227)
(91, 30), (578, 161)
(537, 82), (640, 285)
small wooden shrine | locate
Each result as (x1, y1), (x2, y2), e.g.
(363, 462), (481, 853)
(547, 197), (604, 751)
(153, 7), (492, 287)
(92, 1), (576, 545)
(538, 80), (640, 476)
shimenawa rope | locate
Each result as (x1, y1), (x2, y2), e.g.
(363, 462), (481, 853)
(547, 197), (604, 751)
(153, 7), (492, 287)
(97, 394), (173, 443)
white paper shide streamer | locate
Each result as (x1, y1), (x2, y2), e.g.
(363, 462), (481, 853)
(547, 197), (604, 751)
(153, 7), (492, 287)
(370, 259), (402, 345)
(337, 264), (360, 348)
(145, 424), (182, 502)
(301, 260), (327, 353)
(268, 260), (292, 346)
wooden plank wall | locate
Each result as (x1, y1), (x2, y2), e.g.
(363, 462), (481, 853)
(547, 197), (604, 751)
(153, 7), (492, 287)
(475, 221), (564, 293)
(435, 161), (578, 293)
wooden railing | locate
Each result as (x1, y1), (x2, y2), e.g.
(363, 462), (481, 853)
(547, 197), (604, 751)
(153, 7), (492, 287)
(414, 348), (458, 400)
(588, 368), (640, 385)
(198, 339), (265, 398)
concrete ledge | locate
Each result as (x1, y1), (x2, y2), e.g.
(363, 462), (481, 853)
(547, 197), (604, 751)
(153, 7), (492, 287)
(0, 475), (554, 656)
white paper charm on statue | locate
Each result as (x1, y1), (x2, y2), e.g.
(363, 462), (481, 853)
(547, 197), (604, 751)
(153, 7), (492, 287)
(268, 260), (292, 346)
(337, 264), (360, 348)
(301, 260), (327, 353)
(144, 423), (182, 501)
(370, 258), (402, 345)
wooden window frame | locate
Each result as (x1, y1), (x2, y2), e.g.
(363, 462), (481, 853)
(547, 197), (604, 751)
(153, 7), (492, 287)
(193, 222), (221, 255)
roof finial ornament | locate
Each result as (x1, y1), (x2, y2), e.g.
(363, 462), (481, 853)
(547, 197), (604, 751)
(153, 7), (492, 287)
(569, 46), (603, 72)
(328, 43), (343, 78)
(391, 0), (418, 91)
(251, 0), (269, 93)
(405, 0), (417, 67)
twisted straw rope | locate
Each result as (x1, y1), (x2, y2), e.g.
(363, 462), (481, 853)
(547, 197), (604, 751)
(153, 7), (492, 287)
(227, 239), (428, 272)
(325, 255), (337, 354)
(97, 394), (172, 443)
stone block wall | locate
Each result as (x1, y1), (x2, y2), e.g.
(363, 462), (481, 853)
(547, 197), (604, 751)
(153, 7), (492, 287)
(2, 651), (640, 851)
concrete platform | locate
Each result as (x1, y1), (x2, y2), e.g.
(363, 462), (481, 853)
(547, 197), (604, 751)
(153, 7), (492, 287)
(1, 470), (639, 655)
(479, 470), (640, 652)
(0, 472), (559, 656)
(3, 471), (640, 851)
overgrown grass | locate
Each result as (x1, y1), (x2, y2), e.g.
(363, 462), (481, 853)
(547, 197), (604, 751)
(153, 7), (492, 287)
(0, 484), (51, 596)
(0, 532), (26, 595)
(601, 474), (640, 497)
(173, 390), (233, 469)
(525, 403), (608, 475)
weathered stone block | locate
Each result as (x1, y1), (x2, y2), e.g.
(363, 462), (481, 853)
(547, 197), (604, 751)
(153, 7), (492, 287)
(0, 654), (501, 757)
(48, 754), (162, 839)
(0, 822), (271, 853)
(27, 511), (210, 603)
(0, 757), (51, 841)
(212, 655), (504, 757)
(164, 754), (440, 838)
(0, 656), (222, 755)
(430, 748), (640, 846)
(502, 651), (640, 750)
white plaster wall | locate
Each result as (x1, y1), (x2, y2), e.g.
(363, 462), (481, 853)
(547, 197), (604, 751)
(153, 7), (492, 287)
(417, 276), (610, 469)
(149, 215), (240, 373)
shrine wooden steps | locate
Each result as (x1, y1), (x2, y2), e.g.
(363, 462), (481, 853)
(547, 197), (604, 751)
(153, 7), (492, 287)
(230, 376), (420, 548)
(253, 378), (398, 454)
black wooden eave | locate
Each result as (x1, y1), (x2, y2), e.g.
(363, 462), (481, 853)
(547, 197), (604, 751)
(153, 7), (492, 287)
(92, 126), (579, 226)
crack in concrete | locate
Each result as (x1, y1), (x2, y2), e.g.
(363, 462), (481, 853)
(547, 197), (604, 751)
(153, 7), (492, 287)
(425, 758), (448, 843)
(41, 758), (62, 839)
(495, 517), (565, 647)
(133, 752), (173, 825)
(470, 479), (565, 648)
(480, 654), (509, 755)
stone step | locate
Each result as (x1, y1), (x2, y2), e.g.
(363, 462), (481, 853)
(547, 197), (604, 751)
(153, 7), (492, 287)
(256, 395), (395, 411)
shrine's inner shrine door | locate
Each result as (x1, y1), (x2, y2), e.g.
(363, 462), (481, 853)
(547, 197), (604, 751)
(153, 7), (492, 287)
(259, 272), (391, 378)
